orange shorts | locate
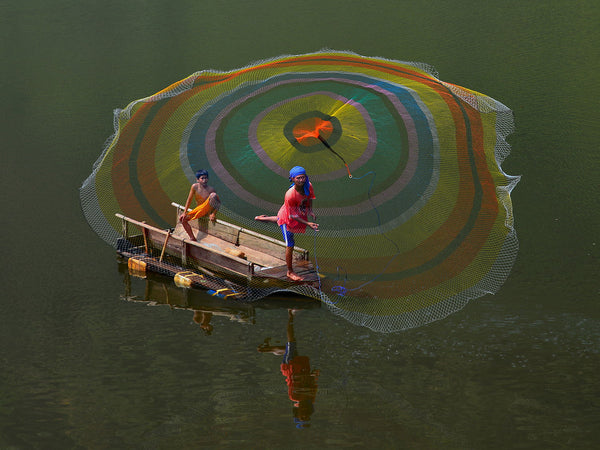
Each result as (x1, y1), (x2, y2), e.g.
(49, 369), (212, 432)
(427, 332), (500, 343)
(186, 197), (212, 220)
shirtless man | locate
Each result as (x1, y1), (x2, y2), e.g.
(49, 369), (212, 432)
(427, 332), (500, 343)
(255, 166), (318, 281)
(179, 170), (220, 241)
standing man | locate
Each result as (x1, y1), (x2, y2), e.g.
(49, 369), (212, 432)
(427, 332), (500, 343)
(179, 170), (220, 241)
(256, 166), (318, 281)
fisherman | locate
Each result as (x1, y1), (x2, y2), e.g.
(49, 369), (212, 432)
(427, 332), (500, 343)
(179, 170), (220, 241)
(255, 166), (318, 281)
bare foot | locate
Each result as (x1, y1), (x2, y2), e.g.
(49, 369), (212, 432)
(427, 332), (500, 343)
(287, 271), (304, 281)
(255, 215), (277, 223)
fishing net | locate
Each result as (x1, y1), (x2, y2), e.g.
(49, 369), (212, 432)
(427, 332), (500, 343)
(80, 50), (520, 332)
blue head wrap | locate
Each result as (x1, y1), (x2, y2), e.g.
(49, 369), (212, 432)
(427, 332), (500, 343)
(289, 166), (310, 196)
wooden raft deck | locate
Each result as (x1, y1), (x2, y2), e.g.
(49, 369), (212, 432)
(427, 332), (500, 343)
(115, 205), (321, 294)
(254, 259), (320, 283)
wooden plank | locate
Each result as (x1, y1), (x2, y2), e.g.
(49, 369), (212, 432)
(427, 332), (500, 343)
(117, 214), (254, 279)
(197, 220), (240, 244)
(238, 231), (285, 255)
(170, 208), (290, 268)
(256, 260), (320, 283)
(121, 215), (128, 239)
(239, 227), (287, 248)
(171, 202), (240, 244)
(159, 230), (171, 261)
(149, 229), (253, 279)
(142, 227), (149, 254)
(237, 243), (284, 268)
(186, 240), (254, 279)
(170, 202), (308, 259)
(171, 222), (280, 269)
(182, 239), (188, 266)
(147, 228), (183, 253)
(234, 225), (309, 261)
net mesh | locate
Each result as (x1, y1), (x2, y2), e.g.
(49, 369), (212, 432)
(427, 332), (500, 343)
(80, 50), (520, 332)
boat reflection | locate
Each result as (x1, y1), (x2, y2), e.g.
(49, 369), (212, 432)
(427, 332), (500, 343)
(119, 262), (321, 426)
(118, 262), (320, 331)
(257, 309), (320, 429)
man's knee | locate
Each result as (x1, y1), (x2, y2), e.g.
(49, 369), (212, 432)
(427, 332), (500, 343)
(208, 192), (220, 208)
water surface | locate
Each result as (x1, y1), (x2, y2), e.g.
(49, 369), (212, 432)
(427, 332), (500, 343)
(1, 1), (598, 448)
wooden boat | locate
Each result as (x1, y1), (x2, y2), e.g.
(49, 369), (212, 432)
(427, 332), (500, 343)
(115, 202), (320, 298)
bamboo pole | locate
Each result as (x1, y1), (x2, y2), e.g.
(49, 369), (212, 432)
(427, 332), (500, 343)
(159, 230), (171, 262)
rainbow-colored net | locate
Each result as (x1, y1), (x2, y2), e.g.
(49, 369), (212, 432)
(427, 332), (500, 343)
(80, 51), (520, 332)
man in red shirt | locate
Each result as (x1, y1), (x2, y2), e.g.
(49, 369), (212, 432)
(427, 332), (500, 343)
(255, 166), (318, 281)
(257, 309), (319, 429)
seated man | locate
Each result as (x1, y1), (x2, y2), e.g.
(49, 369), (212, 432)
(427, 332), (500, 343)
(179, 170), (220, 241)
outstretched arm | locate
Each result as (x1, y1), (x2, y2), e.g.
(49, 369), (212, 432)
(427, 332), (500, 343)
(290, 214), (319, 231)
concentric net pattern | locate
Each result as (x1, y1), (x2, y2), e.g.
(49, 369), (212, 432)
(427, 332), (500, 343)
(80, 51), (520, 332)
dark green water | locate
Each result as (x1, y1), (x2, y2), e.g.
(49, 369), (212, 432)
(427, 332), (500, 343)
(2, 1), (598, 448)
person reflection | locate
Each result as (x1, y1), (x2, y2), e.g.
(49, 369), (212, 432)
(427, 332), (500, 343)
(193, 310), (213, 335)
(257, 309), (319, 428)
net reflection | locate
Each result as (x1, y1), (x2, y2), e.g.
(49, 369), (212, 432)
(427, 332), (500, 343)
(118, 262), (322, 428)
(257, 310), (320, 429)
(119, 262), (254, 326)
(118, 262), (320, 331)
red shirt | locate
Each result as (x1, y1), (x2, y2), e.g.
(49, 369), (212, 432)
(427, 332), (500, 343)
(280, 356), (318, 403)
(276, 183), (315, 233)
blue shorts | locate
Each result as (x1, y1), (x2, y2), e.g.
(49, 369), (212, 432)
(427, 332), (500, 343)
(282, 341), (298, 364)
(280, 224), (295, 247)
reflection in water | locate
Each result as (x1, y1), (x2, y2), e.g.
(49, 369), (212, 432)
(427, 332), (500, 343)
(118, 262), (321, 333)
(193, 311), (213, 335)
(120, 262), (254, 325)
(258, 310), (320, 429)
(119, 262), (323, 429)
